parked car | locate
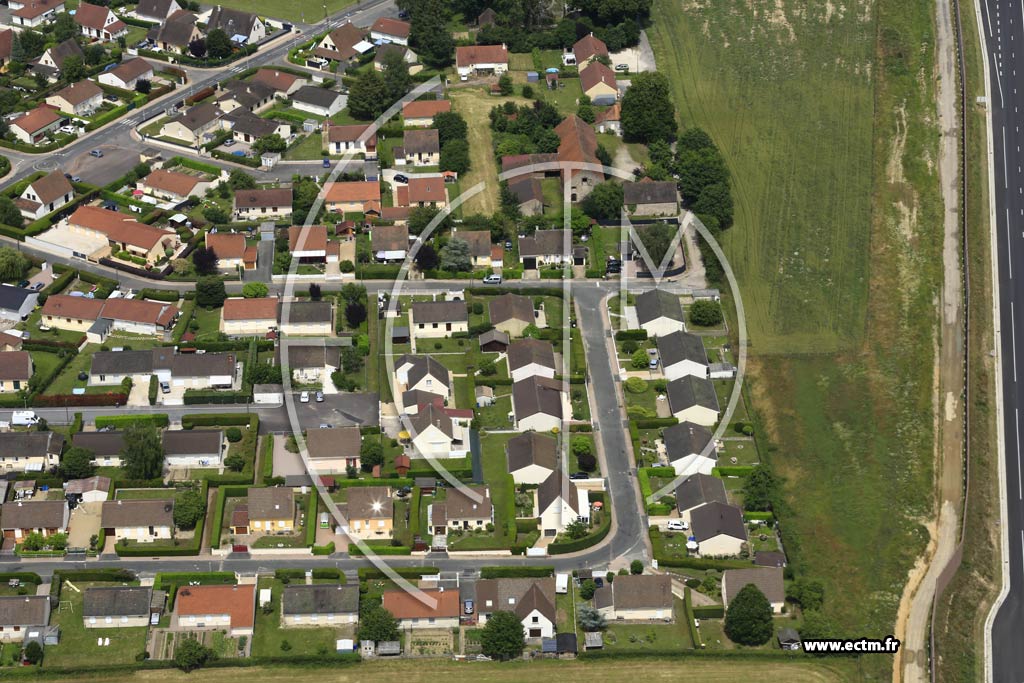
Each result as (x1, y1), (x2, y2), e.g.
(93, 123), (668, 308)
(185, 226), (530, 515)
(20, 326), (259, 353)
(463, 599), (474, 615)
(322, 158), (331, 168)
(16, 280), (29, 288)
(160, 381), (170, 394)
(570, 472), (588, 480)
(393, 173), (409, 184)
(482, 274), (502, 284)
(615, 63), (629, 71)
(300, 391), (310, 403)
(89, 149), (103, 158)
(71, 175), (81, 182)
(59, 125), (77, 134)
(31, 282), (43, 291)
(315, 390), (324, 402)
(666, 519), (689, 531)
(648, 357), (659, 369)
(223, 139), (235, 147)
(318, 423), (331, 429)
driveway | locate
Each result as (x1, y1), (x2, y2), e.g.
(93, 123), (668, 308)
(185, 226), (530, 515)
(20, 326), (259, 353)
(63, 145), (140, 187)
(609, 30), (656, 73)
(245, 240), (274, 283)
(67, 501), (103, 550)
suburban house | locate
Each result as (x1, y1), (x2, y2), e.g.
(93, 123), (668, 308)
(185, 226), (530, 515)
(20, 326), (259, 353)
(324, 181), (381, 214)
(12, 0), (65, 28)
(220, 297), (278, 335)
(15, 170), (74, 220)
(675, 473), (728, 522)
(284, 344), (339, 385)
(66, 205), (179, 265)
(489, 293), (535, 336)
(0, 431), (64, 472)
(72, 431), (125, 467)
(147, 10), (201, 53)
(450, 230), (493, 268)
(278, 300), (333, 335)
(173, 584), (256, 637)
(512, 376), (566, 432)
(324, 123), (377, 157)
(595, 102), (621, 135)
(0, 351), (31, 393)
(455, 43), (509, 79)
(658, 330), (709, 381)
(396, 354), (451, 402)
(0, 500), (69, 542)
(596, 574), (673, 621)
(635, 289), (686, 337)
(0, 596), (50, 641)
(88, 349), (235, 390)
(555, 115), (603, 201)
(397, 129), (440, 166)
(402, 99), (451, 126)
(571, 33), (608, 67)
(160, 102), (223, 145)
(304, 426), (361, 473)
(314, 22), (369, 64)
(722, 568), (786, 614)
(0, 286), (38, 321)
(98, 58), (154, 90)
(246, 487), (294, 534)
(410, 300), (468, 338)
(206, 6), (265, 44)
(508, 338), (557, 383)
(382, 589), (460, 630)
(287, 225), (330, 264)
(291, 86), (347, 117)
(475, 578), (556, 640)
(342, 486), (393, 539)
(507, 177), (544, 216)
(225, 109), (291, 144)
(537, 470), (587, 537)
(10, 106), (61, 144)
(663, 421), (717, 476)
(207, 233), (257, 271)
(134, 0), (181, 22)
(64, 476), (111, 503)
(31, 38), (81, 80)
(138, 169), (215, 203)
(370, 224), (409, 262)
(370, 16), (410, 45)
(507, 432), (558, 485)
(397, 177), (448, 208)
(74, 2), (127, 41)
(518, 229), (571, 268)
(163, 430), (225, 467)
(100, 499), (174, 543)
(580, 61), (618, 105)
(409, 402), (470, 458)
(83, 587), (152, 628)
(281, 585), (359, 627)
(42, 294), (179, 337)
(251, 69), (306, 97)
(375, 44), (418, 72)
(624, 179), (679, 216)
(690, 501), (747, 556)
(45, 79), (102, 116)
(666, 375), (720, 426)
(233, 188), (292, 221)
(429, 485), (492, 533)
(216, 80), (275, 114)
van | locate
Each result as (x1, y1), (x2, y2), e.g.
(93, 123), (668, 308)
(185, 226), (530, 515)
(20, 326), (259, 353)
(666, 519), (688, 531)
(482, 274), (502, 284)
(11, 411), (39, 426)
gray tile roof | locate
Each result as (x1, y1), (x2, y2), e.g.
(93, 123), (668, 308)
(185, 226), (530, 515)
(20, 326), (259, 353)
(635, 289), (684, 326)
(623, 180), (677, 206)
(101, 499), (174, 528)
(674, 473), (727, 512)
(411, 300), (468, 324)
(722, 567), (785, 606)
(282, 584), (358, 615)
(402, 128), (439, 156)
(518, 229), (570, 258)
(283, 300), (333, 324)
(0, 431), (64, 459)
(536, 469), (580, 515)
(162, 430), (222, 456)
(83, 586), (152, 617)
(666, 375), (719, 414)
(292, 85), (345, 109)
(611, 574), (672, 611)
(246, 486), (294, 520)
(662, 421), (714, 461)
(72, 431), (125, 457)
(506, 432), (558, 473)
(690, 501), (746, 543)
(396, 354), (450, 389)
(0, 596), (49, 627)
(656, 330), (708, 369)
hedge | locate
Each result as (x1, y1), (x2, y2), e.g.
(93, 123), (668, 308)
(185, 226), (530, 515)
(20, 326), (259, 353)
(515, 518), (539, 533)
(183, 390), (251, 404)
(693, 604), (725, 619)
(312, 542), (336, 555)
(138, 289), (181, 302)
(23, 338), (83, 352)
(260, 434), (275, 484)
(479, 566), (553, 579)
(409, 487), (422, 537)
(358, 567), (439, 581)
(95, 414), (169, 429)
(569, 424), (593, 432)
(213, 149), (260, 167)
(181, 413), (252, 428)
(549, 492), (610, 555)
(304, 490), (318, 546)
(0, 572), (41, 585)
(34, 393), (126, 407)
(166, 156), (222, 175)
(211, 485), (249, 548)
(117, 481), (208, 557)
(170, 339), (274, 353)
(42, 268), (75, 297)
(466, 286), (564, 298)
(744, 511), (775, 522)
(634, 418), (680, 429)
(349, 542), (411, 555)
(714, 466), (755, 477)
(683, 587), (700, 645)
(148, 376), (158, 406)
(614, 330), (648, 341)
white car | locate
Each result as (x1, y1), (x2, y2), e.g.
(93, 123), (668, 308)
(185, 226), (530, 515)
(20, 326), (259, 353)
(666, 519), (689, 531)
(482, 274), (502, 284)
(299, 391), (310, 403)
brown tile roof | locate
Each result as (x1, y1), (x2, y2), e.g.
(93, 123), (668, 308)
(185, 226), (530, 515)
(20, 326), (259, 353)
(406, 177), (445, 205)
(518, 229), (570, 258)
(50, 80), (102, 107)
(69, 205), (173, 251)
(344, 485), (392, 520)
(371, 17), (410, 38)
(175, 584), (255, 628)
(326, 123), (376, 144)
(64, 475), (111, 495)
(623, 179), (677, 206)
(305, 426), (361, 460)
(371, 224), (409, 252)
(322, 22), (365, 60)
(506, 431), (557, 473)
(230, 503), (248, 528)
(507, 176), (542, 205)
(402, 99), (451, 120)
(722, 568), (785, 606)
(287, 225), (328, 252)
(0, 351), (31, 381)
(512, 375), (564, 420)
(1, 500), (66, 530)
(12, 106), (60, 134)
(537, 469), (581, 515)
(142, 169), (202, 197)
(0, 29), (12, 61)
(246, 486), (293, 521)
(595, 102), (620, 124)
(382, 589), (460, 620)
(580, 61), (617, 94)
(206, 232), (246, 260)
(380, 206), (410, 222)
(222, 297), (278, 321)
(455, 44), (508, 68)
(171, 102), (221, 132)
(107, 58), (153, 84)
(325, 181), (380, 204)
(412, 300), (467, 324)
(555, 115), (599, 168)
(436, 485), (491, 522)
(507, 338), (556, 371)
(489, 293), (533, 325)
(611, 574), (672, 611)
(452, 230), (490, 258)
(13, 0), (62, 20)
(74, 2), (124, 31)
(26, 170), (73, 206)
(402, 129), (439, 156)
(235, 188), (292, 210)
(573, 33), (608, 63)
(41, 294), (106, 321)
(101, 499), (174, 528)
(96, 298), (178, 328)
(250, 68), (300, 93)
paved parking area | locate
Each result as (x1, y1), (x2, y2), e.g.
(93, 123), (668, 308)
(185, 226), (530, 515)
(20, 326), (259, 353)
(67, 501), (103, 549)
(63, 146), (141, 187)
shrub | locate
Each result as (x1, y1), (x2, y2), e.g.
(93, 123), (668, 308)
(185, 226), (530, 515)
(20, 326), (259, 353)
(689, 299), (723, 327)
(630, 349), (649, 369)
(225, 427), (243, 442)
(624, 377), (647, 393)
(622, 339), (638, 354)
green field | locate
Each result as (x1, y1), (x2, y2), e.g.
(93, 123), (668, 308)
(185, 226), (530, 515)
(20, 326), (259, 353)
(648, 0), (943, 674)
(214, 0), (354, 20)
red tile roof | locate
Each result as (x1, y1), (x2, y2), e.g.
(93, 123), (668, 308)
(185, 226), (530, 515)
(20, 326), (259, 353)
(141, 169), (202, 197)
(69, 205), (172, 251)
(382, 589), (460, 620)
(371, 17), (410, 38)
(206, 232), (246, 259)
(287, 225), (328, 252)
(573, 33), (608, 63)
(12, 106), (60, 135)
(222, 297), (278, 321)
(175, 584), (255, 629)
(406, 177), (446, 205)
(456, 44), (508, 68)
(580, 61), (617, 94)
(324, 181), (380, 204)
(402, 99), (451, 120)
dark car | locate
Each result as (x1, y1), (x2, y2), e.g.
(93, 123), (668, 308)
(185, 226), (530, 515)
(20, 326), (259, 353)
(17, 280), (29, 288)
(394, 173), (409, 184)
(570, 472), (588, 480)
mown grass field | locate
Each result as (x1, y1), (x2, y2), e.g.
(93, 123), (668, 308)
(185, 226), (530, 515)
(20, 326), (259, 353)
(213, 0), (354, 20)
(649, 0), (943, 678)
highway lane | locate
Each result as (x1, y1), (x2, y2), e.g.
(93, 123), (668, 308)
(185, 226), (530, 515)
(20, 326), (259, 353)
(982, 0), (1024, 678)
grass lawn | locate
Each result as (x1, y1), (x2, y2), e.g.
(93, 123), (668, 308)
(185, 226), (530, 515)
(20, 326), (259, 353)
(599, 598), (693, 651)
(44, 582), (148, 669)
(214, 0), (354, 19)
(477, 394), (512, 429)
(28, 350), (63, 389)
(535, 78), (584, 115)
(189, 305), (222, 341)
(478, 432), (517, 548)
(283, 133), (324, 161)
(115, 488), (175, 500)
(623, 380), (661, 417)
(555, 584), (575, 632)
(251, 578), (347, 658)
(453, 375), (475, 412)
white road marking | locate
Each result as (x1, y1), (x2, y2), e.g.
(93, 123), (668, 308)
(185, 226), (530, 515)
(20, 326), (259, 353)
(1008, 207), (1014, 278)
(1013, 301), (1018, 382)
(1016, 408), (1021, 498)
(1005, 126), (1010, 189)
(987, 0), (995, 34)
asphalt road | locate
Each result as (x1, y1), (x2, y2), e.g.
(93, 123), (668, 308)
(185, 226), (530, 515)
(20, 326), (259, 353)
(982, 0), (1024, 677)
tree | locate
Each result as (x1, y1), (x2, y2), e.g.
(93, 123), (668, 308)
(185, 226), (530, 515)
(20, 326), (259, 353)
(0, 198), (24, 229)
(380, 48), (411, 104)
(358, 604), (399, 642)
(253, 133), (287, 154)
(798, 610), (836, 642)
(410, 0), (454, 67)
(359, 439), (383, 472)
(201, 205), (228, 225)
(743, 465), (777, 512)
(577, 452), (596, 472)
(245, 361), (282, 385)
(188, 37), (207, 57)
(14, 30), (46, 62)
(499, 181), (521, 219)
(21, 532), (45, 551)
(24, 640), (43, 665)
(60, 446), (96, 480)
(309, 283), (322, 301)
(692, 180), (734, 229)
(675, 147), (729, 206)
(174, 489), (206, 530)
(347, 70), (387, 120)
(689, 299), (723, 327)
(415, 243), (439, 271)
(0, 246), (28, 279)
(433, 111), (468, 146)
(630, 559), (643, 575)
(224, 452), (245, 471)
(620, 71), (677, 143)
(497, 73), (513, 95)
(408, 205), (450, 236)
(440, 238), (472, 272)
(577, 102), (595, 124)
(480, 610), (525, 660)
(345, 300), (367, 328)
(61, 55), (86, 83)
(440, 139), (470, 174)
(291, 176), (321, 225)
(135, 79), (152, 94)
(195, 276), (227, 308)
(565, 518), (589, 540)
(206, 28), (232, 59)
(53, 12), (77, 42)
(228, 169), (256, 190)
(581, 181), (623, 220)
(724, 583), (774, 646)
(630, 348), (648, 369)
(174, 637), (216, 672)
(579, 579), (598, 600)
(83, 43), (105, 66)
(577, 605), (606, 631)
(571, 437), (592, 457)
(637, 223), (674, 265)
(787, 578), (825, 611)
(191, 246), (218, 275)
(120, 422), (164, 480)
(242, 282), (268, 298)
